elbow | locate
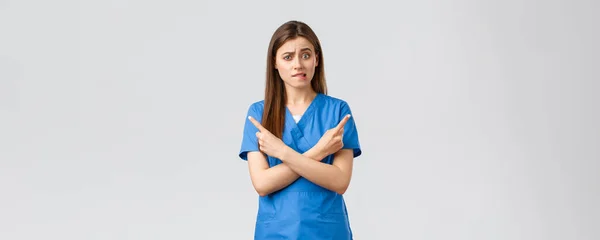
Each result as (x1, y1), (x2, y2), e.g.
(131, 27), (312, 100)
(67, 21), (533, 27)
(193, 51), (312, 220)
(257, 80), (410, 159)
(335, 187), (348, 195)
(256, 189), (269, 197)
(334, 182), (350, 195)
(249, 170), (273, 197)
(253, 182), (271, 197)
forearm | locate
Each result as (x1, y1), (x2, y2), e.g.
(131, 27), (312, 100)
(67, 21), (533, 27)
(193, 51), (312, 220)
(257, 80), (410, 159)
(254, 148), (325, 196)
(280, 148), (349, 194)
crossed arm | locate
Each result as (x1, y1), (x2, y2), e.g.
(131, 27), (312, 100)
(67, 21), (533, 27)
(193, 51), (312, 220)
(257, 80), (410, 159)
(246, 115), (354, 196)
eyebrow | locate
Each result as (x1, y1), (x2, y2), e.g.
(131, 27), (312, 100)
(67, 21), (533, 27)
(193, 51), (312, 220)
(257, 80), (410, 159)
(282, 48), (313, 55)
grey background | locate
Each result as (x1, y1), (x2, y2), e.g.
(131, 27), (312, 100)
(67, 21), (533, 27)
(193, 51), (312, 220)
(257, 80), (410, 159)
(1, 0), (598, 239)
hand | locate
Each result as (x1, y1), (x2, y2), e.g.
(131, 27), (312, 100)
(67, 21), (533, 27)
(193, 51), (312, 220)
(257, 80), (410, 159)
(313, 114), (351, 158)
(248, 116), (289, 160)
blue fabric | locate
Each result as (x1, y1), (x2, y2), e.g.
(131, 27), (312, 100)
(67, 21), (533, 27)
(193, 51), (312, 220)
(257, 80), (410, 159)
(239, 93), (362, 240)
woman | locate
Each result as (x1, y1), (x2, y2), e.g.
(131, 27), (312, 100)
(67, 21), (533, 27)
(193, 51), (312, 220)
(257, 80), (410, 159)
(238, 20), (362, 240)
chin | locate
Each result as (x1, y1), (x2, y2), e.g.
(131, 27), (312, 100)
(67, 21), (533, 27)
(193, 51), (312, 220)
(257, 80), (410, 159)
(283, 80), (312, 89)
(292, 82), (312, 89)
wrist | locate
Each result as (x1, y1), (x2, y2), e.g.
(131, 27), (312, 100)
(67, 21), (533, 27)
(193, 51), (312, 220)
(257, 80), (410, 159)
(279, 145), (293, 161)
(312, 146), (327, 161)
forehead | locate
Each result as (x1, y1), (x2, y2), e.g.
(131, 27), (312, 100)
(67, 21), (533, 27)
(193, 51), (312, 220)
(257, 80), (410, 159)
(276, 37), (314, 54)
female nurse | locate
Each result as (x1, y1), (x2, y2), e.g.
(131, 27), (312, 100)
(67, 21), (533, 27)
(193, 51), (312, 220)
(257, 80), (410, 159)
(238, 20), (362, 240)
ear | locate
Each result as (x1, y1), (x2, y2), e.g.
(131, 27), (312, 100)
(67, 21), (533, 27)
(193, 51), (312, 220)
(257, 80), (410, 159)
(315, 54), (319, 67)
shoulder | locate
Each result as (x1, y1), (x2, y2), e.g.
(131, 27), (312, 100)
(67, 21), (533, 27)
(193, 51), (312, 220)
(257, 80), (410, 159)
(246, 100), (265, 112)
(244, 100), (265, 120)
(319, 94), (352, 109)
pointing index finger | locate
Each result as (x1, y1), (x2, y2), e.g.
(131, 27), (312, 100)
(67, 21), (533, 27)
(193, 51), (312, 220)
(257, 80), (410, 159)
(335, 114), (351, 130)
(248, 116), (266, 132)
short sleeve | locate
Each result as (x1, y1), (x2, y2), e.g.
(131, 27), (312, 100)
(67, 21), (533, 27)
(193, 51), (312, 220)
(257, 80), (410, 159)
(340, 102), (362, 158)
(238, 103), (262, 161)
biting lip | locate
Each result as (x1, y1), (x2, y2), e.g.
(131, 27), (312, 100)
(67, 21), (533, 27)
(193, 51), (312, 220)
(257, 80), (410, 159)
(292, 73), (306, 77)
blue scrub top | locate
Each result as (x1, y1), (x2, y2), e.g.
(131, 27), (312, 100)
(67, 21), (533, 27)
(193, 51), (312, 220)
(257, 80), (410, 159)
(239, 93), (362, 240)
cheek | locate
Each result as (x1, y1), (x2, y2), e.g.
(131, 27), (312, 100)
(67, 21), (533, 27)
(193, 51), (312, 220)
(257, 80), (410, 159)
(305, 61), (316, 72)
(277, 67), (289, 76)
(275, 60), (287, 71)
(276, 66), (290, 80)
(305, 59), (316, 68)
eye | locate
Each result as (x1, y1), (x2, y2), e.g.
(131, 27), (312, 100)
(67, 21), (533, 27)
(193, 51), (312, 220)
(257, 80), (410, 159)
(303, 53), (310, 59)
(283, 55), (291, 60)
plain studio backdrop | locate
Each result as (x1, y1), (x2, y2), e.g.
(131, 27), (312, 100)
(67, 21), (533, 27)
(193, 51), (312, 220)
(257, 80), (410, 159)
(1, 0), (598, 239)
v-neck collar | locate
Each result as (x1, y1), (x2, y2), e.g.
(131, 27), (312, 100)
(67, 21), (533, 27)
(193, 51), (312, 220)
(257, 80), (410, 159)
(285, 93), (321, 130)
(283, 93), (322, 153)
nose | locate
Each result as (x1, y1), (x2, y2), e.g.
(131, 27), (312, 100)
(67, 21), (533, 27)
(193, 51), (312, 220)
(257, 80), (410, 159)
(292, 57), (302, 69)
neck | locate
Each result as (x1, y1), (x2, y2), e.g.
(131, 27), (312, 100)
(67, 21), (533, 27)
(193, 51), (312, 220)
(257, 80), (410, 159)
(285, 86), (317, 105)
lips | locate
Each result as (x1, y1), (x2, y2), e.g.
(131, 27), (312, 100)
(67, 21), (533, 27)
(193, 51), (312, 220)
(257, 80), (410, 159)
(293, 73), (307, 77)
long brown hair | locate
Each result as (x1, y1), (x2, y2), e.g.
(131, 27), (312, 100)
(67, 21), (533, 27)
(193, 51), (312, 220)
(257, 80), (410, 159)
(262, 20), (328, 138)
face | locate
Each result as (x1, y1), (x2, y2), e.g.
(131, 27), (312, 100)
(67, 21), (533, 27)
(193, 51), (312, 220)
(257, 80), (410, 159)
(274, 37), (319, 90)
